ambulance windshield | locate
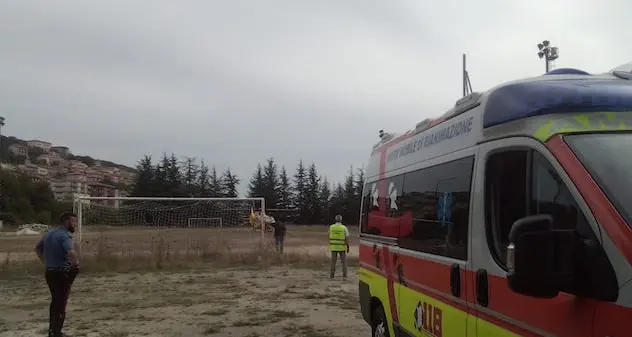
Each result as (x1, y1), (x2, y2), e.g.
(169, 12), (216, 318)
(566, 133), (632, 226)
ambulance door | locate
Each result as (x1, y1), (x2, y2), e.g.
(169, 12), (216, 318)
(471, 137), (599, 337)
(394, 156), (474, 337)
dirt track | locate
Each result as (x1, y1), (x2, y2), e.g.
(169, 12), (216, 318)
(0, 266), (368, 337)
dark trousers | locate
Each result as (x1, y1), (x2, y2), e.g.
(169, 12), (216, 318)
(274, 235), (285, 254)
(330, 251), (348, 279)
(45, 269), (78, 336)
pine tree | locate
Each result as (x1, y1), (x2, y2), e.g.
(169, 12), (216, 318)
(166, 153), (182, 196)
(197, 160), (211, 196)
(342, 167), (356, 223)
(209, 166), (222, 197)
(306, 163), (322, 223)
(248, 164), (266, 198)
(293, 160), (309, 224)
(131, 155), (155, 196)
(262, 158), (280, 208)
(182, 157), (199, 196)
(328, 183), (345, 221)
(355, 167), (365, 198)
(329, 183), (345, 221)
(277, 166), (293, 210)
(319, 177), (332, 222)
(220, 168), (239, 197)
(153, 153), (170, 196)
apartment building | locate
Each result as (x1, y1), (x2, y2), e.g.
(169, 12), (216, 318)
(50, 173), (88, 201)
(50, 146), (71, 157)
(26, 140), (52, 152)
(8, 143), (28, 157)
(68, 160), (88, 173)
(36, 152), (63, 166)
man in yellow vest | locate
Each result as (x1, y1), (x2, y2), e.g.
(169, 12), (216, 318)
(329, 215), (350, 280)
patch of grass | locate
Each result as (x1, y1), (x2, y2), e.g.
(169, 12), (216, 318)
(0, 230), (358, 278)
(201, 322), (225, 335)
(201, 308), (230, 316)
(282, 324), (334, 337)
(103, 330), (129, 337)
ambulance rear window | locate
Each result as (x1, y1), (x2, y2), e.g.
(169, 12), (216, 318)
(566, 133), (632, 226)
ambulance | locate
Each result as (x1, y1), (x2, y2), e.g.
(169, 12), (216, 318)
(358, 66), (632, 337)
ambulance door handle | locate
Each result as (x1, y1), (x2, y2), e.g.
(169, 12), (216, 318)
(476, 269), (489, 307)
(393, 254), (406, 286)
(450, 264), (461, 298)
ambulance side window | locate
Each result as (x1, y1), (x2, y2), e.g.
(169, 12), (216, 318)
(399, 156), (474, 260)
(361, 176), (405, 237)
(485, 150), (593, 267)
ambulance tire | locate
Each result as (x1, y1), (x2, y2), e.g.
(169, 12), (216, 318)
(371, 303), (389, 337)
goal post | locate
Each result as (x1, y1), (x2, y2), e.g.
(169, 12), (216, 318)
(72, 196), (266, 253)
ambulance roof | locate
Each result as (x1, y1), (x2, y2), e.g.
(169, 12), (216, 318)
(373, 68), (632, 153)
(483, 72), (632, 128)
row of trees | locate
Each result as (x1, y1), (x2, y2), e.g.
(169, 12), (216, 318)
(0, 169), (72, 226)
(247, 158), (364, 225)
(130, 153), (239, 198)
(0, 150), (365, 227)
(130, 154), (365, 225)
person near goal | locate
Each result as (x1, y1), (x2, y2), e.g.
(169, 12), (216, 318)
(329, 215), (350, 280)
(35, 211), (80, 337)
(272, 221), (287, 254)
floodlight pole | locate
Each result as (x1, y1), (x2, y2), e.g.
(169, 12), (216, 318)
(0, 116), (4, 231)
(537, 40), (559, 73)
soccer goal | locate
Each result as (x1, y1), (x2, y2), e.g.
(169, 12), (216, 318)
(72, 197), (266, 251)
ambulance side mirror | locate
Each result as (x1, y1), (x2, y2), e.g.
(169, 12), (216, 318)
(505, 214), (574, 299)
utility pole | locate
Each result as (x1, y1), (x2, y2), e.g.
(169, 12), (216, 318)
(537, 40), (559, 73)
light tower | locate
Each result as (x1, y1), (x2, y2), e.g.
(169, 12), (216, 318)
(537, 40), (559, 73)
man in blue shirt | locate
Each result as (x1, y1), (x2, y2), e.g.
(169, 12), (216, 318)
(35, 211), (80, 337)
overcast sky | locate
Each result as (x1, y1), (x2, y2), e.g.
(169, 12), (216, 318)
(1, 0), (630, 195)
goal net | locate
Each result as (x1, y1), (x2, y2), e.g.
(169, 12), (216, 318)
(72, 197), (266, 250)
(187, 217), (223, 228)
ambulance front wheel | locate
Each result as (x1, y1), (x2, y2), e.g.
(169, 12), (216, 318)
(371, 304), (389, 337)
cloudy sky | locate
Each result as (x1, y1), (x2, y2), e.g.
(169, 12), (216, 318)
(1, 0), (630, 195)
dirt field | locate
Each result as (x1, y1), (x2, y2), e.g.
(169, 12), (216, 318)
(0, 226), (368, 336)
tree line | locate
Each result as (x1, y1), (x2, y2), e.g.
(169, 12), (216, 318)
(131, 154), (365, 225)
(0, 169), (72, 226)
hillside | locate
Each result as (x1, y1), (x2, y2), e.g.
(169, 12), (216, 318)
(0, 135), (135, 172)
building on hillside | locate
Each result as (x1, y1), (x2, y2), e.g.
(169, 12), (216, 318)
(8, 143), (28, 157)
(26, 140), (52, 152)
(86, 168), (103, 183)
(88, 182), (118, 206)
(51, 146), (71, 157)
(36, 152), (63, 166)
(50, 173), (88, 201)
(68, 160), (88, 173)
(18, 163), (49, 180)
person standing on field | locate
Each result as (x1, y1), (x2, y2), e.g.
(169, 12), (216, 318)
(272, 221), (286, 254)
(329, 215), (350, 280)
(35, 211), (80, 337)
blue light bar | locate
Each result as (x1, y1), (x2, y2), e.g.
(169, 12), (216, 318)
(483, 79), (632, 128)
(545, 68), (591, 75)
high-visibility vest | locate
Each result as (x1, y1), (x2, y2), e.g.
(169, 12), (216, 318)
(329, 223), (347, 252)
